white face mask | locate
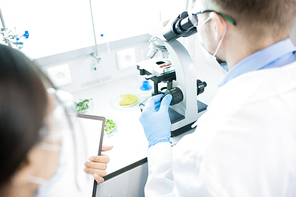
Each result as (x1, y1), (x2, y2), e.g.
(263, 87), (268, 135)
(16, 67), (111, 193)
(30, 142), (68, 197)
(198, 14), (228, 75)
(29, 89), (83, 195)
(28, 104), (69, 191)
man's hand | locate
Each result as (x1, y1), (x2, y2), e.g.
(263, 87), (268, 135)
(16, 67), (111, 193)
(139, 94), (172, 148)
(83, 145), (113, 184)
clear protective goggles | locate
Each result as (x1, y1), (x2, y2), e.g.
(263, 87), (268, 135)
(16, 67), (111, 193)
(189, 0), (236, 26)
(192, 10), (236, 26)
(37, 88), (77, 150)
(161, 4), (236, 42)
(34, 87), (88, 191)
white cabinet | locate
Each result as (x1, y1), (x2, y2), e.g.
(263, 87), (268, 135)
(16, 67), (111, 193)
(96, 161), (148, 197)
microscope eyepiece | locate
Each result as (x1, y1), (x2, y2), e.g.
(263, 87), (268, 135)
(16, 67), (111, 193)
(162, 11), (198, 42)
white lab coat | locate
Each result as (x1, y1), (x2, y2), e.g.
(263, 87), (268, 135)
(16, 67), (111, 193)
(145, 61), (296, 197)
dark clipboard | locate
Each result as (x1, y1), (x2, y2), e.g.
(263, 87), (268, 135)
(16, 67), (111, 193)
(76, 114), (105, 197)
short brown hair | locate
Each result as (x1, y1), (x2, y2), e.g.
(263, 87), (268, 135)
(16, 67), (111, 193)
(209, 0), (296, 37)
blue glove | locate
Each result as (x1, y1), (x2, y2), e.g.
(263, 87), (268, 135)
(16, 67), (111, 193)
(139, 94), (173, 148)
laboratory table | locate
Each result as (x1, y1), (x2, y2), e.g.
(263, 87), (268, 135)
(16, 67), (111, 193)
(72, 74), (213, 197)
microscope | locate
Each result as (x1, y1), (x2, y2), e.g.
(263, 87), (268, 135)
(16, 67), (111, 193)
(137, 11), (208, 137)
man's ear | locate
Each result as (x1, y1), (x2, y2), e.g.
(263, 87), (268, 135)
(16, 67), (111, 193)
(210, 12), (226, 42)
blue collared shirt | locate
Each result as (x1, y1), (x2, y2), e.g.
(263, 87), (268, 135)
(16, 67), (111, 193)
(219, 38), (296, 86)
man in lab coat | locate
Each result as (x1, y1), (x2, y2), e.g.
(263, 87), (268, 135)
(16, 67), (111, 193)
(139, 0), (296, 196)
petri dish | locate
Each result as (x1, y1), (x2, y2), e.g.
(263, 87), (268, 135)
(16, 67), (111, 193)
(109, 92), (140, 110)
(75, 99), (93, 114)
(104, 118), (117, 137)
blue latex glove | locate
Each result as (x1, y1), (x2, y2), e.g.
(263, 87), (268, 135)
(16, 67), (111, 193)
(139, 94), (173, 148)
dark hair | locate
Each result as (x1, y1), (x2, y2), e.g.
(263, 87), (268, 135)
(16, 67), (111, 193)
(210, 0), (296, 36)
(0, 44), (49, 187)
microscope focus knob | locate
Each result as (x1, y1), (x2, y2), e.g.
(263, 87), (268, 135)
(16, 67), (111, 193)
(164, 87), (183, 106)
(197, 80), (207, 96)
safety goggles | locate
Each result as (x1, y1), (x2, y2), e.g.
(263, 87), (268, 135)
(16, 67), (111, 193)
(37, 88), (77, 149)
(192, 10), (237, 26)
(36, 87), (87, 190)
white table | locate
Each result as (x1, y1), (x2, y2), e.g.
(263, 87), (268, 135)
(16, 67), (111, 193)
(72, 73), (217, 196)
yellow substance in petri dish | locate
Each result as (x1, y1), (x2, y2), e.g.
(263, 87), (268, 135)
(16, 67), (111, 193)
(119, 94), (138, 106)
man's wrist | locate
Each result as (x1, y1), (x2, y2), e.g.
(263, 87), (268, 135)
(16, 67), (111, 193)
(148, 137), (171, 148)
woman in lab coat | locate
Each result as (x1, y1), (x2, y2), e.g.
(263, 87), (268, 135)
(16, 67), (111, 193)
(140, 0), (296, 196)
(0, 44), (111, 197)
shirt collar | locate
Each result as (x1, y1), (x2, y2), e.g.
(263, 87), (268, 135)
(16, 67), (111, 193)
(219, 38), (296, 86)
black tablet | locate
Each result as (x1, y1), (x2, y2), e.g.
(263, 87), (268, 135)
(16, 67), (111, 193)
(77, 114), (105, 197)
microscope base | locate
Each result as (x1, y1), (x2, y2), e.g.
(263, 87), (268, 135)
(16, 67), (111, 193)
(170, 100), (207, 137)
(171, 121), (196, 137)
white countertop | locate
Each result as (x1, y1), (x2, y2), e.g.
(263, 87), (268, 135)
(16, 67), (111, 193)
(73, 75), (150, 176)
(72, 73), (219, 176)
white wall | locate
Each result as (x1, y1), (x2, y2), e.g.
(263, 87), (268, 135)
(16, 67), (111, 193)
(1, 0), (94, 58)
(0, 0), (189, 95)
(37, 34), (151, 94)
(0, 0), (186, 59)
